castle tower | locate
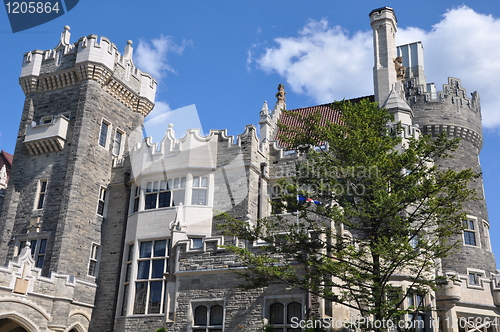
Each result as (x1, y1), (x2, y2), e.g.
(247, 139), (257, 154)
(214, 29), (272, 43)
(0, 27), (156, 331)
(395, 36), (499, 329)
(400, 48), (496, 276)
(370, 7), (399, 105)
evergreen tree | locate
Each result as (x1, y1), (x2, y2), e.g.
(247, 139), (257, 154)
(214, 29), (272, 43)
(218, 99), (478, 331)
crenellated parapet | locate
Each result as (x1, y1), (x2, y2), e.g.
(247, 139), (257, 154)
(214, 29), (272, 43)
(19, 26), (156, 116)
(406, 77), (483, 149)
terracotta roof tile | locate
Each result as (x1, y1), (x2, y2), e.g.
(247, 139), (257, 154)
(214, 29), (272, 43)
(275, 96), (374, 148)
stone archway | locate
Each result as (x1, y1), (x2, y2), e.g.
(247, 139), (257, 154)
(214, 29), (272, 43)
(0, 318), (30, 332)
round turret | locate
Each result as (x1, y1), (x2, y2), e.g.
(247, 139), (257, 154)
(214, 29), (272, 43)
(407, 77), (496, 275)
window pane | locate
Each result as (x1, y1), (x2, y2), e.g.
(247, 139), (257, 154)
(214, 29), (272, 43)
(125, 263), (131, 282)
(154, 240), (167, 257)
(191, 238), (203, 249)
(35, 255), (44, 268)
(39, 239), (47, 253)
(192, 189), (207, 205)
(40, 181), (47, 192)
(113, 131), (122, 155)
(173, 190), (185, 206)
(167, 179), (172, 190)
(137, 261), (150, 279)
(121, 284), (129, 316)
(193, 176), (200, 187)
(181, 177), (186, 188)
(145, 193), (157, 210)
(128, 244), (134, 261)
(38, 193), (45, 209)
(99, 122), (108, 147)
(88, 260), (97, 276)
(201, 177), (208, 187)
(160, 180), (167, 191)
(153, 181), (159, 192)
(133, 197), (139, 212)
(468, 220), (475, 230)
(174, 178), (180, 189)
(270, 303), (284, 324)
(158, 191), (171, 208)
(133, 282), (147, 314)
(464, 231), (476, 246)
(194, 305), (208, 325)
(151, 259), (165, 278)
(146, 182), (153, 192)
(30, 240), (37, 256)
(210, 305), (224, 325)
(148, 281), (163, 314)
(287, 302), (301, 323)
(97, 200), (105, 216)
(139, 242), (152, 258)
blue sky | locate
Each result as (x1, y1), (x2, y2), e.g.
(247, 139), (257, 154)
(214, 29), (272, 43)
(1, 0), (500, 263)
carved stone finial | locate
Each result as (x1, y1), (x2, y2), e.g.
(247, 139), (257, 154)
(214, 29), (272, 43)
(394, 56), (406, 80)
(276, 84), (286, 103)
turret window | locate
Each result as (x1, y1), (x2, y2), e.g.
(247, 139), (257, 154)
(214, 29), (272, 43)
(35, 179), (48, 210)
(99, 121), (109, 147)
(463, 218), (478, 246)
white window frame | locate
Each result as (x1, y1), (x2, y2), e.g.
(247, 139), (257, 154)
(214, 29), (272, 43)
(467, 269), (485, 288)
(98, 119), (111, 149)
(191, 176), (208, 206)
(40, 116), (53, 125)
(120, 243), (134, 316)
(144, 178), (186, 210)
(131, 185), (141, 213)
(483, 220), (492, 251)
(34, 179), (48, 210)
(88, 243), (100, 277)
(463, 215), (479, 247)
(133, 239), (170, 315)
(112, 128), (125, 156)
(97, 186), (107, 216)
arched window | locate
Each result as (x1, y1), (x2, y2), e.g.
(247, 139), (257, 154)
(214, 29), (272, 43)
(267, 301), (302, 331)
(193, 304), (224, 331)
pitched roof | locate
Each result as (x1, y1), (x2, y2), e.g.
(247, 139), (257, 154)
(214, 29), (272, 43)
(0, 150), (13, 166)
(275, 95), (374, 148)
(0, 150), (13, 180)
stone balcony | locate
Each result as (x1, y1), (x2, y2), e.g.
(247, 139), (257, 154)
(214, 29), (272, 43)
(24, 115), (69, 155)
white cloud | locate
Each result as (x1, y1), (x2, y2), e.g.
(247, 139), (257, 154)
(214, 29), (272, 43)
(135, 36), (191, 80)
(255, 7), (500, 128)
(257, 19), (373, 103)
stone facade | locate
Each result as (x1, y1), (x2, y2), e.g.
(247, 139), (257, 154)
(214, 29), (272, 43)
(0, 6), (499, 332)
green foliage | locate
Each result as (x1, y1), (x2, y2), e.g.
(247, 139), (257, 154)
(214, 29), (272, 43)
(217, 99), (478, 330)
(154, 328), (166, 332)
(261, 325), (276, 332)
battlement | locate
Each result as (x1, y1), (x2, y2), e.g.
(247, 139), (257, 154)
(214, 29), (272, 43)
(19, 26), (157, 116)
(129, 124), (257, 180)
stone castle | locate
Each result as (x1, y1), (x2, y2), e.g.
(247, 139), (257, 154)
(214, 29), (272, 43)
(0, 6), (498, 332)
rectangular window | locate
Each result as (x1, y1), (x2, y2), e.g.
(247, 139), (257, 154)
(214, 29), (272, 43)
(143, 178), (185, 210)
(463, 219), (477, 246)
(113, 130), (123, 156)
(190, 237), (204, 249)
(97, 186), (107, 216)
(121, 244), (134, 316)
(468, 272), (482, 286)
(88, 243), (100, 277)
(20, 239), (48, 268)
(99, 121), (109, 147)
(133, 239), (170, 315)
(132, 186), (140, 213)
(35, 180), (48, 210)
(191, 176), (208, 205)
